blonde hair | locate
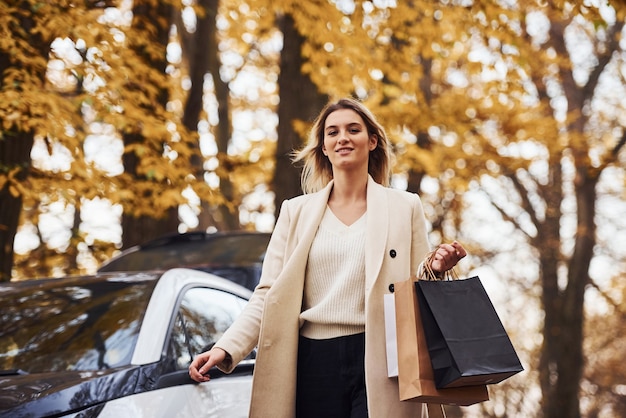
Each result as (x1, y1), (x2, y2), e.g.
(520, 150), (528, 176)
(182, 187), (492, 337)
(292, 98), (394, 194)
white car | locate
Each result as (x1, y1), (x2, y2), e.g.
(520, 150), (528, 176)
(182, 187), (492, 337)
(0, 268), (254, 417)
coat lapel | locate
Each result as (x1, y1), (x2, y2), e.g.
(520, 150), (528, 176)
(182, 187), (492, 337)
(268, 181), (332, 296)
(294, 180), (334, 243)
(266, 180), (333, 297)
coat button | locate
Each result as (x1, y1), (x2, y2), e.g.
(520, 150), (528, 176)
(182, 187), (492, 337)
(390, 249), (397, 258)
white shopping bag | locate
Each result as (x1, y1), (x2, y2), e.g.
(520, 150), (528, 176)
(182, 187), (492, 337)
(384, 293), (398, 377)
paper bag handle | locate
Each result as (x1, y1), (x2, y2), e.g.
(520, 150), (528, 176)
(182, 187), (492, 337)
(419, 248), (459, 282)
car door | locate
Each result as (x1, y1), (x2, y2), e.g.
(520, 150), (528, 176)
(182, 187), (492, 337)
(95, 285), (254, 418)
(167, 286), (254, 418)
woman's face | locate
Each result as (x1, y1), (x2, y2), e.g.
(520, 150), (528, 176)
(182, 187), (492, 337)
(322, 109), (377, 173)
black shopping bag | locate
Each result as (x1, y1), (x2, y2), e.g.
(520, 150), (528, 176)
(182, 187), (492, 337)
(415, 276), (523, 389)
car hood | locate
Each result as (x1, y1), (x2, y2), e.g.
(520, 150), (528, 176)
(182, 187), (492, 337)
(0, 367), (140, 417)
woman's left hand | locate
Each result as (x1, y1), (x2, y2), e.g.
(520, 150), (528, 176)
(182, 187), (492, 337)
(429, 241), (467, 273)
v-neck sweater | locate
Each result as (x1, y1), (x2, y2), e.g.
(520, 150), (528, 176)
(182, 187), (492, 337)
(299, 206), (367, 339)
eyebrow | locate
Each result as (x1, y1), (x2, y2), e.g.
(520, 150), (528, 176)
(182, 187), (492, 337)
(324, 122), (363, 132)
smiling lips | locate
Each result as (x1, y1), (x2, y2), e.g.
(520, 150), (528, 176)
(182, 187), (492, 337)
(336, 147), (353, 154)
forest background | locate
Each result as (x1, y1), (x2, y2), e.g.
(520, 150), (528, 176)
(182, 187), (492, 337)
(1, 0), (625, 417)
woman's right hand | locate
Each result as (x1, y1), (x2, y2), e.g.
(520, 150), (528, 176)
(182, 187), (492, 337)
(188, 347), (227, 382)
(429, 241), (467, 273)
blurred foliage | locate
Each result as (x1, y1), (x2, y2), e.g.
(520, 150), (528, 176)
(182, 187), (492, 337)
(1, 0), (625, 416)
(1, 0), (221, 278)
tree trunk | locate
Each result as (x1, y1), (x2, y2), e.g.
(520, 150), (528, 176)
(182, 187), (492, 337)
(406, 57), (432, 195)
(0, 130), (34, 281)
(0, 2), (43, 281)
(273, 13), (327, 217)
(121, 1), (179, 249)
(205, 0), (238, 230)
(121, 130), (180, 249)
(536, 13), (610, 416)
(536, 153), (566, 418)
(181, 0), (238, 231)
(121, 208), (180, 249)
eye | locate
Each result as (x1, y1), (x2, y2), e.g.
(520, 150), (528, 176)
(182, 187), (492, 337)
(326, 130), (338, 136)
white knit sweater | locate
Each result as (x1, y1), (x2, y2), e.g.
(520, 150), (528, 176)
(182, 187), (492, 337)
(299, 206), (367, 339)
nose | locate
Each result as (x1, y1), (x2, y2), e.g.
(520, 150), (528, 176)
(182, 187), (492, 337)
(338, 130), (349, 143)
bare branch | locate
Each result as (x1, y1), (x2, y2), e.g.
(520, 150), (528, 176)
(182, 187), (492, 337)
(613, 130), (626, 157)
(588, 278), (626, 319)
(584, 21), (625, 99)
(479, 186), (534, 241)
(507, 170), (542, 230)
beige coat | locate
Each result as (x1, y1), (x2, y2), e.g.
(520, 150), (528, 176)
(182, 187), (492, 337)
(215, 177), (431, 418)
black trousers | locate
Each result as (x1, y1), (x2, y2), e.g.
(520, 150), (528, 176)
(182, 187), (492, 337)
(296, 332), (368, 418)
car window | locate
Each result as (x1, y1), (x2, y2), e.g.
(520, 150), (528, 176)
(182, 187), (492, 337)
(0, 278), (155, 373)
(168, 287), (248, 370)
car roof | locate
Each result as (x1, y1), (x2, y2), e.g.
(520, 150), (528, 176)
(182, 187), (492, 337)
(0, 269), (251, 307)
(97, 231), (269, 270)
(0, 271), (161, 295)
(97, 231), (271, 291)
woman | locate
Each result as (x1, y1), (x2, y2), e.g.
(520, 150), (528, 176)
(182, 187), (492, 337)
(189, 98), (466, 417)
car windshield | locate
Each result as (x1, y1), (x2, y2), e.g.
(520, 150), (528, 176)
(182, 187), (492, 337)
(0, 275), (156, 374)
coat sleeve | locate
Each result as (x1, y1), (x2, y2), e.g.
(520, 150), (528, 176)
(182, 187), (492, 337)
(214, 199), (293, 372)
